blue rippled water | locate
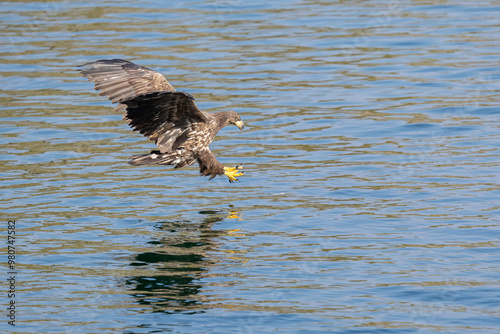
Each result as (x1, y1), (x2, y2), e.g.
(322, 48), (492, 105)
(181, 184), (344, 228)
(1, 0), (500, 333)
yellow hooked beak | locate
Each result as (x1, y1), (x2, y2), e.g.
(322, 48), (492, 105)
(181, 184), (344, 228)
(235, 120), (244, 130)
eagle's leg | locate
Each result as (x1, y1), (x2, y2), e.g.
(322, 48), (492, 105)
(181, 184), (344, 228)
(224, 165), (244, 183)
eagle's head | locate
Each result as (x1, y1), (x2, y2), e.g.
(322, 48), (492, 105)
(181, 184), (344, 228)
(226, 110), (244, 130)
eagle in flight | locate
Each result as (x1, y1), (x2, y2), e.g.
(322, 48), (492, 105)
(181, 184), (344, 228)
(80, 59), (245, 183)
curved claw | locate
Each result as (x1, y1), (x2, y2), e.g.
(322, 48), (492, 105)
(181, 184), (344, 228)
(224, 165), (244, 183)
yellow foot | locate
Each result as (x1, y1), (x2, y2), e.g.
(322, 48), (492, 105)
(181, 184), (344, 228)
(224, 165), (244, 183)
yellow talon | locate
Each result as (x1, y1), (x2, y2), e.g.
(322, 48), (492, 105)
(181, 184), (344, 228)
(224, 165), (244, 183)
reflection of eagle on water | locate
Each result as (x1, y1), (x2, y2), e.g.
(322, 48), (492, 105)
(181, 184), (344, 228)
(80, 59), (245, 182)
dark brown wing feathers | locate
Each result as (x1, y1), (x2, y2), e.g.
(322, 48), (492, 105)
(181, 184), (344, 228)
(121, 91), (210, 152)
(79, 59), (175, 110)
(122, 91), (207, 131)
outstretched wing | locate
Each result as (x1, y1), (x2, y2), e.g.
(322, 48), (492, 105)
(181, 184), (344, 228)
(121, 91), (210, 153)
(79, 59), (175, 111)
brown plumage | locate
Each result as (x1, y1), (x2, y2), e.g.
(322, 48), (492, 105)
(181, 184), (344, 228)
(79, 59), (244, 182)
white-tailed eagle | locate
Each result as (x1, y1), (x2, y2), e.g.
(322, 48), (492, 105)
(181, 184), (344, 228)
(80, 59), (244, 182)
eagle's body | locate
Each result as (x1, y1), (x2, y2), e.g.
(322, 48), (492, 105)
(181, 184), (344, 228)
(80, 59), (244, 182)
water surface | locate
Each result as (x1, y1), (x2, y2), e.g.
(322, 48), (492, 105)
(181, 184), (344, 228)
(1, 0), (500, 333)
